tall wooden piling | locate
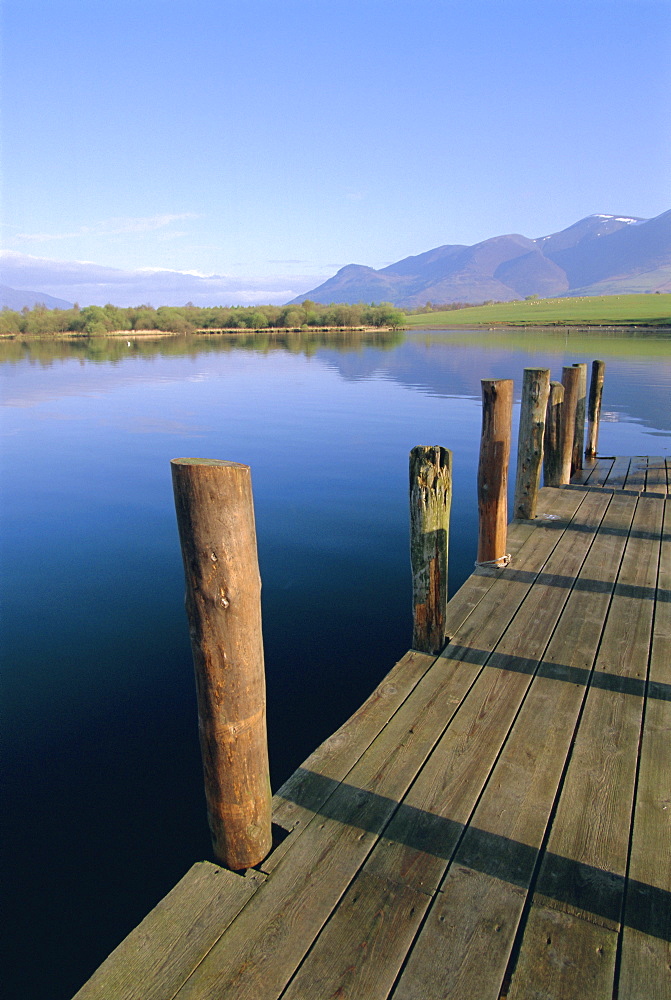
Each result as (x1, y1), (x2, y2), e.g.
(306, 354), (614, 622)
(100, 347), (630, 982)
(477, 379), (513, 566)
(410, 446), (452, 654)
(585, 360), (606, 459)
(571, 362), (588, 473)
(171, 458), (272, 871)
(543, 381), (565, 487)
(513, 368), (550, 519)
(560, 365), (581, 485)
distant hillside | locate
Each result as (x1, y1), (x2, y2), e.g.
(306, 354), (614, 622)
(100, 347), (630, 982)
(0, 284), (73, 311)
(405, 293), (671, 328)
(289, 211), (671, 307)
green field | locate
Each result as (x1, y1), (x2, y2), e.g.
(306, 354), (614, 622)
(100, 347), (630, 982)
(404, 293), (671, 328)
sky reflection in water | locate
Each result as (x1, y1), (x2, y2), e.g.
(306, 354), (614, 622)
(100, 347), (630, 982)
(1, 327), (669, 1000)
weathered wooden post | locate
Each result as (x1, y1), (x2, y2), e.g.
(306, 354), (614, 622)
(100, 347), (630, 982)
(477, 379), (513, 567)
(513, 368), (550, 519)
(571, 362), (588, 473)
(559, 365), (581, 485)
(410, 446), (452, 654)
(171, 458), (272, 871)
(543, 381), (565, 487)
(585, 360), (606, 459)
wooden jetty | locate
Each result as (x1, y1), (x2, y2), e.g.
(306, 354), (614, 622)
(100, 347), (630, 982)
(74, 450), (670, 999)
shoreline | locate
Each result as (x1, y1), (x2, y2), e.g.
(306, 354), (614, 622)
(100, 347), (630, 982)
(2, 321), (670, 342)
(0, 325), (399, 341)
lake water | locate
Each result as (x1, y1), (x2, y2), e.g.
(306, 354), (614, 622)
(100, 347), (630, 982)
(1, 326), (669, 1000)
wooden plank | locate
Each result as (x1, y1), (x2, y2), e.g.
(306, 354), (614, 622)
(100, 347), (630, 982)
(269, 488), (588, 866)
(174, 625), (505, 998)
(270, 649), (436, 841)
(444, 486), (587, 633)
(282, 495), (622, 1000)
(371, 490), (614, 895)
(602, 454), (632, 489)
(73, 863), (264, 1000)
(643, 455), (667, 494)
(296, 552), (604, 1000)
(390, 493), (637, 1000)
(281, 873), (432, 1000)
(585, 456), (615, 488)
(624, 455), (648, 492)
(507, 494), (664, 1000)
(507, 907), (618, 1000)
(173, 493), (596, 999)
(571, 457), (598, 485)
(618, 496), (671, 999)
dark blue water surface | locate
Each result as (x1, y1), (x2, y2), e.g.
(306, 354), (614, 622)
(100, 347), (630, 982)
(1, 327), (669, 999)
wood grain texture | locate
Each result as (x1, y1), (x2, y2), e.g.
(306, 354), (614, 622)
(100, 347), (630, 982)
(393, 869), (527, 1000)
(409, 446), (452, 653)
(174, 617), (511, 999)
(268, 491), (584, 877)
(603, 455), (632, 489)
(585, 360), (605, 460)
(171, 458), (272, 869)
(571, 363), (587, 473)
(559, 366), (580, 485)
(586, 456), (616, 488)
(625, 455), (649, 492)
(391, 492), (626, 999)
(570, 457), (598, 486)
(173, 490), (596, 1000)
(643, 455), (667, 494)
(506, 905), (617, 1000)
(266, 649), (436, 871)
(508, 495), (664, 999)
(79, 469), (667, 1000)
(618, 496), (670, 999)
(513, 368), (550, 519)
(543, 381), (565, 487)
(281, 873), (431, 1000)
(73, 863), (263, 1000)
(365, 491), (611, 896)
(477, 379), (513, 563)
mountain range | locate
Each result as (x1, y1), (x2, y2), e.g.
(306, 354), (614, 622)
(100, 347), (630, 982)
(2, 210), (669, 311)
(0, 283), (74, 311)
(289, 210), (671, 308)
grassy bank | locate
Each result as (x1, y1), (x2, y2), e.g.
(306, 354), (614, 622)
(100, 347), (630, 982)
(404, 293), (671, 328)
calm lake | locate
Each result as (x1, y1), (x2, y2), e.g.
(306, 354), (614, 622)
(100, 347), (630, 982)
(2, 326), (670, 1000)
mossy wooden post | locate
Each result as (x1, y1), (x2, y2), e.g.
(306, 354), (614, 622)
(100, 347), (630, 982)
(560, 365), (581, 485)
(410, 446), (452, 654)
(543, 381), (565, 487)
(571, 362), (588, 473)
(170, 458), (272, 871)
(477, 379), (513, 566)
(586, 359), (606, 459)
(513, 368), (550, 519)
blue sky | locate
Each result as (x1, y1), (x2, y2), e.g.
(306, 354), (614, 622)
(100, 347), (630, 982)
(1, 0), (670, 305)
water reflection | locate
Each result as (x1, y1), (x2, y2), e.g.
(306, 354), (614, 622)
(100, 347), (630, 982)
(1, 325), (669, 1000)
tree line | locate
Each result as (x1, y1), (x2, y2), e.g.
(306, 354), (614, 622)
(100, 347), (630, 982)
(0, 300), (406, 337)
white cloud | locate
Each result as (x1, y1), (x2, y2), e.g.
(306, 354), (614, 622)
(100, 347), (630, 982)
(14, 231), (83, 243)
(10, 213), (200, 244)
(0, 250), (318, 306)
